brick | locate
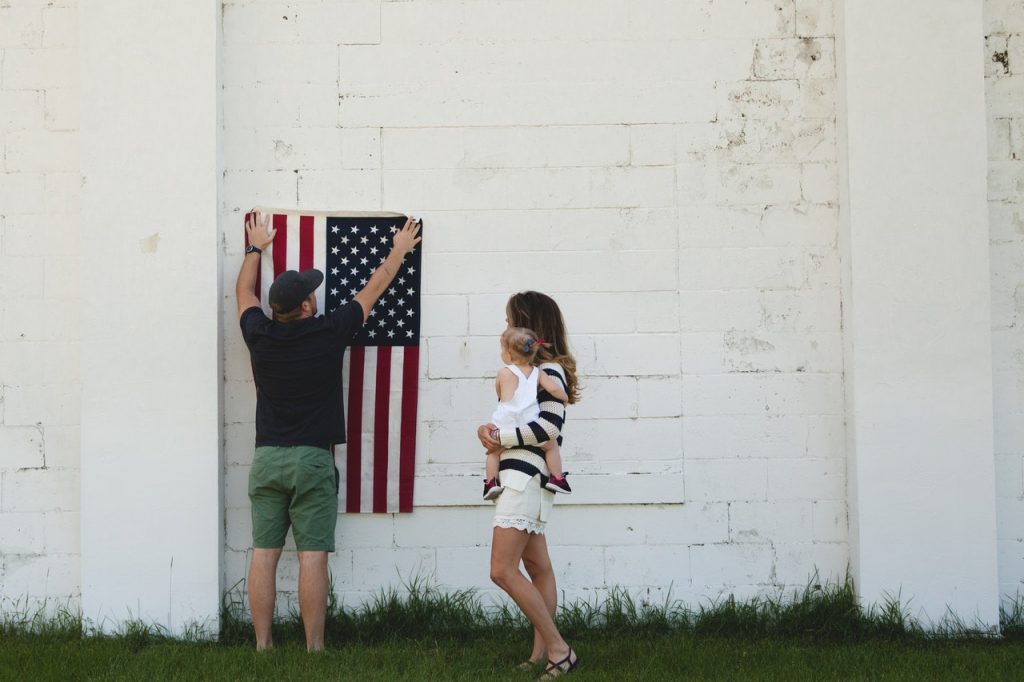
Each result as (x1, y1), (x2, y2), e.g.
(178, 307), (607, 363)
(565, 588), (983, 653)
(550, 545), (606, 586)
(679, 246), (838, 291)
(427, 250), (677, 295)
(605, 544), (687, 587)
(762, 288), (841, 332)
(713, 118), (836, 164)
(799, 78), (837, 119)
(625, 0), (709, 41)
(225, 126), (342, 171)
(43, 510), (78, 553)
(41, 5), (76, 47)
(630, 124), (676, 166)
(588, 333), (679, 376)
(2, 213), (79, 258)
(987, 0), (1024, 34)
(339, 79), (715, 128)
(41, 424), (78, 470)
(772, 542), (847, 586)
(0, 255), (45, 299)
(393, 507), (490, 548)
(0, 90), (44, 130)
(641, 503), (730, 545)
(297, 169), (380, 208)
(729, 500), (812, 544)
(0, 7), (42, 48)
(570, 377), (638, 420)
(222, 85), (301, 127)
(0, 425), (43, 469)
(2, 47), (75, 88)
(349, 547), (436, 589)
(684, 415), (808, 460)
(337, 513), (397, 549)
(221, 3), (300, 45)
(800, 162), (837, 204)
(1, 468), (78, 511)
(795, 0), (834, 37)
(681, 331), (842, 374)
(383, 125), (631, 170)
(221, 170), (299, 211)
(766, 458), (844, 500)
(716, 80), (802, 121)
(385, 0), (627, 44)
(987, 76), (1024, 117)
(753, 38), (834, 80)
(0, 511), (45, 553)
(299, 1), (380, 45)
(1, 552), (80, 599)
(987, 34), (1011, 79)
(1009, 34), (1024, 76)
(222, 44), (338, 87)
(805, 415), (845, 459)
(0, 172), (46, 214)
(679, 204), (837, 248)
(684, 373), (843, 417)
(637, 376), (682, 418)
(678, 291), (763, 331)
(43, 254), (78, 300)
(684, 459), (767, 502)
(689, 542), (774, 589)
(812, 500), (847, 542)
(418, 295), (467, 338)
(431, 208), (677, 256)
(341, 127), (380, 169)
(43, 172), (78, 214)
(434, 546), (493, 589)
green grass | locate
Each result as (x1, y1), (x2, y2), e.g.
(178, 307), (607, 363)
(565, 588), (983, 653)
(4, 576), (1024, 681)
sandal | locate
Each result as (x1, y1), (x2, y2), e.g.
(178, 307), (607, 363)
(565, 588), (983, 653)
(517, 660), (542, 671)
(540, 648), (579, 678)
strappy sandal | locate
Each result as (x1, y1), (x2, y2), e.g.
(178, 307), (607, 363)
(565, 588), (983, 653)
(539, 648), (579, 678)
(517, 659), (543, 671)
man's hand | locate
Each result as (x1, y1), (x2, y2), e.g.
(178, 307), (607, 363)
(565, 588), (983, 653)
(477, 423), (500, 450)
(246, 209), (276, 250)
(392, 217), (422, 256)
(353, 216), (423, 322)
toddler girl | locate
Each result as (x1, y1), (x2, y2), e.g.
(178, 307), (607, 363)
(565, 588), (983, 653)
(483, 327), (572, 500)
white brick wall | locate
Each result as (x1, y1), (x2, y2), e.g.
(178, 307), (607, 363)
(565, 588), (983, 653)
(219, 0), (848, 606)
(0, 0), (80, 608)
(986, 0), (1024, 604)
(1, 0), (1019, 620)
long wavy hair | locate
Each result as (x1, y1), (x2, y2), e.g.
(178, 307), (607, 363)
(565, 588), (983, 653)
(505, 291), (581, 404)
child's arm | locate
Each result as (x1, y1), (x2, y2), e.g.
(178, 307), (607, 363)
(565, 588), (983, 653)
(538, 371), (568, 403)
(497, 367), (517, 402)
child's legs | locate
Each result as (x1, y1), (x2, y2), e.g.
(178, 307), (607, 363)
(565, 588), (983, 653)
(485, 450), (501, 480)
(540, 441), (564, 477)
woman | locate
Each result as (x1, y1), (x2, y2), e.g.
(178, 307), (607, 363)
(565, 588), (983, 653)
(477, 291), (582, 677)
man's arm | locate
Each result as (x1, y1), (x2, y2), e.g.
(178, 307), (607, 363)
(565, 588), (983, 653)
(236, 210), (277, 319)
(352, 217), (422, 323)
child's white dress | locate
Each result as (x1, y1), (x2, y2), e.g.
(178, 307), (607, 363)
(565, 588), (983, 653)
(490, 364), (540, 431)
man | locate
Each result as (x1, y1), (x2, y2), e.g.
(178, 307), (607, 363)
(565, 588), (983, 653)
(236, 209), (421, 651)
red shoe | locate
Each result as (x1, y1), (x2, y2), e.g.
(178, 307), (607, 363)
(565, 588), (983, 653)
(483, 478), (504, 500)
(545, 474), (572, 494)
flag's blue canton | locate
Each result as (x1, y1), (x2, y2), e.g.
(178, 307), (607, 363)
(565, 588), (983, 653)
(325, 217), (421, 347)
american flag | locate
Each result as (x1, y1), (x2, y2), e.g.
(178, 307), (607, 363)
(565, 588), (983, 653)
(246, 208), (421, 513)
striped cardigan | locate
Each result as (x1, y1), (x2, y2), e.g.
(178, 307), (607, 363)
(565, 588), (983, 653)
(496, 362), (567, 491)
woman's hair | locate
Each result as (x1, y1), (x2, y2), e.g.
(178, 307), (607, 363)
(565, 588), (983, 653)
(501, 327), (544, 364)
(505, 291), (581, 404)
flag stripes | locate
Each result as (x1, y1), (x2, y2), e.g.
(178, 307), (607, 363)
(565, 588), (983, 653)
(246, 209), (419, 513)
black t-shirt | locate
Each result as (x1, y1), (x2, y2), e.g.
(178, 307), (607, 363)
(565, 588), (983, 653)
(240, 301), (364, 449)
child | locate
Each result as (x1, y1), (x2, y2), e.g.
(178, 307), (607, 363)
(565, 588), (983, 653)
(483, 326), (572, 500)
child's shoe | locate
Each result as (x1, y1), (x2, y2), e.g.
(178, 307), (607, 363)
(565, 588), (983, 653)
(545, 473), (572, 494)
(483, 478), (504, 500)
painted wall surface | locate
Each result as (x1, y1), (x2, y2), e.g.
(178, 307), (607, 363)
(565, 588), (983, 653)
(0, 0), (1018, 628)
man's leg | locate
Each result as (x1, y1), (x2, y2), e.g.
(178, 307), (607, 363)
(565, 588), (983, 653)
(248, 547), (282, 650)
(297, 550), (329, 651)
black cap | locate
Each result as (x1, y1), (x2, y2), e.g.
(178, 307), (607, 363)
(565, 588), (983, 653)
(269, 269), (324, 313)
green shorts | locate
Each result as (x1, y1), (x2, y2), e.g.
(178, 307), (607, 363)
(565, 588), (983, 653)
(248, 445), (339, 552)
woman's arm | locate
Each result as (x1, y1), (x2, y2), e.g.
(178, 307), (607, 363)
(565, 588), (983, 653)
(498, 365), (567, 448)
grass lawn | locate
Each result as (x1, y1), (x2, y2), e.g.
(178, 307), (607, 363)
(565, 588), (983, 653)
(4, 633), (1024, 681)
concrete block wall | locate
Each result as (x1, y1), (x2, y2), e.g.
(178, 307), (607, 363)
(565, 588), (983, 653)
(220, 0), (848, 611)
(0, 0), (81, 608)
(986, 0), (1024, 602)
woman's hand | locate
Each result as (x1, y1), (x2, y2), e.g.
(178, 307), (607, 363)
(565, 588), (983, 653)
(477, 423), (500, 450)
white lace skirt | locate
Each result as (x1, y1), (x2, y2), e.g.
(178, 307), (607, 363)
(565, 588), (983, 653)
(492, 475), (554, 535)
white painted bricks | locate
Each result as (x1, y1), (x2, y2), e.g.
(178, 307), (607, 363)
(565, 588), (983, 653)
(1, 0), (1021, 629)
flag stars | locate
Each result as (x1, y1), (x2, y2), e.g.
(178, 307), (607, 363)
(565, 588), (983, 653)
(341, 257), (349, 265)
(331, 225), (339, 234)
(369, 330), (376, 338)
(360, 257), (368, 266)
(350, 225), (359, 233)
(341, 236), (349, 244)
(330, 288), (338, 296)
(406, 330), (414, 338)
(407, 288), (415, 296)
(330, 267), (339, 276)
(331, 246), (339, 255)
(406, 308), (414, 317)
(387, 330), (395, 338)
(370, 225), (378, 234)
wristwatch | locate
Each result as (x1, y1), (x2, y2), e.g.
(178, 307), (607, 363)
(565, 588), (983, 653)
(245, 244), (262, 255)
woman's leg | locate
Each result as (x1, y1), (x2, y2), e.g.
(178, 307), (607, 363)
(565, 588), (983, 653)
(522, 532), (558, 663)
(490, 526), (569, 664)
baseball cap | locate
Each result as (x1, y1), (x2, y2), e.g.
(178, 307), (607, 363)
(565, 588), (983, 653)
(268, 268), (324, 313)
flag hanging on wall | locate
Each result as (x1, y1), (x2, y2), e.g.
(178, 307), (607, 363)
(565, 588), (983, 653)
(245, 207), (421, 514)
